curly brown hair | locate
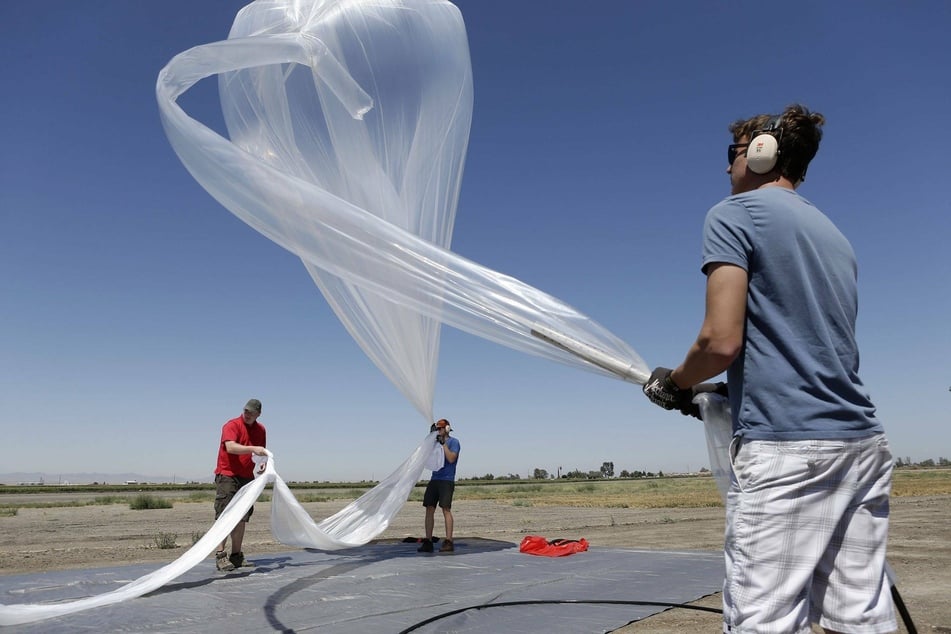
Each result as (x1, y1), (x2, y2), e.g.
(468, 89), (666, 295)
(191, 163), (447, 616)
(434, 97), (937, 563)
(729, 104), (826, 183)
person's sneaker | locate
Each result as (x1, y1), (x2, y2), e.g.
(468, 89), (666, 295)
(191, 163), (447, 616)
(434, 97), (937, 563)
(439, 539), (454, 553)
(417, 538), (434, 553)
(229, 551), (245, 569)
(215, 550), (235, 572)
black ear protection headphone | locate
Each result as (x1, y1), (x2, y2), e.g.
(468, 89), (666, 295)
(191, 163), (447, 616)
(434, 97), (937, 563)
(746, 115), (783, 174)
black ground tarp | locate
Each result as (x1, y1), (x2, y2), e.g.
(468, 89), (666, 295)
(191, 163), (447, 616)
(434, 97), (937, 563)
(0, 538), (723, 633)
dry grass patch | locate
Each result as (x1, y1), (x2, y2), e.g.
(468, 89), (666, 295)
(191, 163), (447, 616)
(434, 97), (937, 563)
(453, 470), (951, 509)
(892, 469), (951, 496)
(455, 477), (724, 509)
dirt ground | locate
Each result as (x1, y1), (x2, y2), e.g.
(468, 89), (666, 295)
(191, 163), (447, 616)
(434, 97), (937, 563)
(1, 492), (948, 633)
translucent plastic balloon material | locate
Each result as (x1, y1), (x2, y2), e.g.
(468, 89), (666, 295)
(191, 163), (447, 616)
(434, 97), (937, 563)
(0, 414), (737, 626)
(0, 0), (733, 625)
(696, 393), (733, 500)
(156, 0), (650, 428)
(160, 0), (473, 418)
(0, 434), (440, 626)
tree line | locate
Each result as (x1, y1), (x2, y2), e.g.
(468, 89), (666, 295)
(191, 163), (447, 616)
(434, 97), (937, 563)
(461, 456), (951, 482)
(464, 461), (675, 481)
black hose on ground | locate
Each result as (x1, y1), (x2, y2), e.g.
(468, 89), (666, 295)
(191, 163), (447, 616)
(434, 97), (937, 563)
(396, 598), (722, 634)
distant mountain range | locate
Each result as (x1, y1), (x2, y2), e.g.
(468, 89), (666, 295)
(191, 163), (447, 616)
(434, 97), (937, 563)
(0, 472), (211, 486)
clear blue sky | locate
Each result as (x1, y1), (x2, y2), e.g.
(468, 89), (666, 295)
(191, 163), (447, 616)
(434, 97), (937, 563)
(3, 1), (949, 483)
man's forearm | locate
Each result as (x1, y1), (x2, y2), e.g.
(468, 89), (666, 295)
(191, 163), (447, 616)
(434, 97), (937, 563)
(224, 441), (258, 455)
(671, 339), (735, 388)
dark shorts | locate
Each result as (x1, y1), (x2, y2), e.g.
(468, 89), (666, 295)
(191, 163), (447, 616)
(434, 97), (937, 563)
(422, 479), (455, 509)
(214, 474), (254, 522)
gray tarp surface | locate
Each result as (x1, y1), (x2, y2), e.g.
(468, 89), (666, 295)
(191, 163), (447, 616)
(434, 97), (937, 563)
(1, 539), (723, 633)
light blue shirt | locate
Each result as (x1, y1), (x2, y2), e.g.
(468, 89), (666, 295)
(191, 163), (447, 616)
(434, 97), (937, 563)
(702, 187), (883, 440)
(431, 436), (460, 481)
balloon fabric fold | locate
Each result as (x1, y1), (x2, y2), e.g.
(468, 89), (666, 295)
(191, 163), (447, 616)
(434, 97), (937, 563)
(0, 433), (442, 626)
(156, 0), (649, 425)
(0, 0), (734, 627)
(0, 407), (735, 626)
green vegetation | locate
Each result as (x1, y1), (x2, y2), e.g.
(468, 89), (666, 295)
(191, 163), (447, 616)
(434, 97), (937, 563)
(444, 469), (951, 510)
(130, 495), (173, 510)
(891, 468), (951, 496)
(0, 483), (213, 495)
(0, 497), (131, 510)
(93, 495), (127, 505)
(153, 532), (177, 549)
(454, 476), (724, 509)
(1, 468), (948, 512)
(294, 493), (332, 503)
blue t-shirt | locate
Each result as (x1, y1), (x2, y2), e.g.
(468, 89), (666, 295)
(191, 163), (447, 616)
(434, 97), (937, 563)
(702, 187), (883, 440)
(431, 437), (460, 481)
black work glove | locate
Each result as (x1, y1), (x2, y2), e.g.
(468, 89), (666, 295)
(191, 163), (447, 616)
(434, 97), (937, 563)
(643, 367), (692, 412)
(644, 367), (729, 420)
(680, 382), (728, 420)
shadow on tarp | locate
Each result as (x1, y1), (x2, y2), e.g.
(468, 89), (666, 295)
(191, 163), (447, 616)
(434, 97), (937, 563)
(0, 538), (723, 633)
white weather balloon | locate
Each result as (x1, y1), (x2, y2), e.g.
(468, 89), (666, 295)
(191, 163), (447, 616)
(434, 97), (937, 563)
(156, 0), (650, 427)
(3, 0), (734, 624)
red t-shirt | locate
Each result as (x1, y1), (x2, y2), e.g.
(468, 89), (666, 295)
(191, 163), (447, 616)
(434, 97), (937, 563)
(215, 415), (267, 479)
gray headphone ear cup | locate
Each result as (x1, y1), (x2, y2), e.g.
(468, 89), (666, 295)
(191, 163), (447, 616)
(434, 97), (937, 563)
(746, 133), (779, 174)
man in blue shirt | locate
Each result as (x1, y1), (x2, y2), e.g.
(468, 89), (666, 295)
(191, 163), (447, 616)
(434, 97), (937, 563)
(643, 105), (895, 633)
(418, 418), (460, 553)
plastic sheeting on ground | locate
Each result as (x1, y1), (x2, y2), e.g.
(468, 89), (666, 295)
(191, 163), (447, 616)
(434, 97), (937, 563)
(0, 432), (442, 626)
(0, 403), (734, 627)
(1, 540), (724, 633)
(0, 402), (734, 627)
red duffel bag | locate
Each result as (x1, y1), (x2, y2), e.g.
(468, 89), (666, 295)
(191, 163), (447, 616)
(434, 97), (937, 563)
(519, 535), (589, 557)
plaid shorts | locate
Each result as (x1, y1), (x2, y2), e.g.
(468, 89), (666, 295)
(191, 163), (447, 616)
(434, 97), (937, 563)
(723, 434), (896, 634)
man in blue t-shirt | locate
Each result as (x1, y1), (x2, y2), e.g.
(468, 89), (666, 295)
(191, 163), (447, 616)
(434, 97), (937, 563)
(642, 105), (895, 633)
(418, 418), (460, 553)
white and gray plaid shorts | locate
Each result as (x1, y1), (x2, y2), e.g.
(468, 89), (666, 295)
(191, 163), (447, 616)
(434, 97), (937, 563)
(722, 434), (896, 634)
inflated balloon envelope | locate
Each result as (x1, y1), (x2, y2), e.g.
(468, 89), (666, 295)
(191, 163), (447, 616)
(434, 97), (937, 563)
(153, 0), (740, 527)
(156, 0), (652, 419)
(1, 1), (737, 624)
(154, 0), (737, 548)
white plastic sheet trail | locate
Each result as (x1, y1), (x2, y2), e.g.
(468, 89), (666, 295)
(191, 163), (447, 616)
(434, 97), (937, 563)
(0, 415), (733, 627)
(0, 431), (445, 626)
(0, 0), (734, 625)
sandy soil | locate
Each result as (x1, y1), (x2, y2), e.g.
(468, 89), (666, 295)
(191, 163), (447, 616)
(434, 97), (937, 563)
(1, 492), (947, 632)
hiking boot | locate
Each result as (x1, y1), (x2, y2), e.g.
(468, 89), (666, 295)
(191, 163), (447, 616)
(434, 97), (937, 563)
(439, 539), (454, 553)
(216, 550), (235, 572)
(417, 538), (434, 553)
(229, 551), (245, 568)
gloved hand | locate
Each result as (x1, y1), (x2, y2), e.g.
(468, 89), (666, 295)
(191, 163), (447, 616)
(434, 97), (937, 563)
(680, 382), (728, 420)
(643, 367), (692, 412)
